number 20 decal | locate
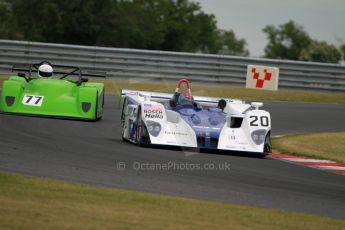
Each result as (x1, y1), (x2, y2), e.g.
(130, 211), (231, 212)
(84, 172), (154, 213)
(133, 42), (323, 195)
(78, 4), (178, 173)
(249, 116), (269, 127)
(22, 95), (44, 107)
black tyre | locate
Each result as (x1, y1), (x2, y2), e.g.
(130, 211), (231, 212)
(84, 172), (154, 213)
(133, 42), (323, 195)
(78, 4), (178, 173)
(121, 118), (127, 141)
(263, 133), (272, 156)
(98, 90), (104, 120)
(120, 99), (128, 141)
(136, 107), (151, 146)
(95, 92), (102, 121)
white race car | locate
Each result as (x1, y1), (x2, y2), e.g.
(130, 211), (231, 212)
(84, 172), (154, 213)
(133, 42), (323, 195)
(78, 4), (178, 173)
(120, 79), (272, 156)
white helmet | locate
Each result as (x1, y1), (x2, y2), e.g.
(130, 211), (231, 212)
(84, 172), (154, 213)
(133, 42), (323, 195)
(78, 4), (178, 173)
(38, 64), (53, 78)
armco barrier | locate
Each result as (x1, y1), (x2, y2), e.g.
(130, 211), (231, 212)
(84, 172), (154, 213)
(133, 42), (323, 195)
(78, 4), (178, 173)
(0, 39), (344, 91)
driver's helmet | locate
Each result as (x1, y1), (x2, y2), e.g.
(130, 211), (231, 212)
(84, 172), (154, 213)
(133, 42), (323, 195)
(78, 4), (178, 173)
(38, 64), (53, 78)
(178, 92), (194, 106)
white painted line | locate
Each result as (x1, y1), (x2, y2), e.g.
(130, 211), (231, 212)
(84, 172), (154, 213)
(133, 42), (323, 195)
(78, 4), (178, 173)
(280, 158), (335, 163)
(312, 166), (345, 170)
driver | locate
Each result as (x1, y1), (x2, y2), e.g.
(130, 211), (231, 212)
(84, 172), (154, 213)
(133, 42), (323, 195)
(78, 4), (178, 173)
(38, 63), (53, 78)
(178, 92), (194, 106)
(170, 78), (195, 108)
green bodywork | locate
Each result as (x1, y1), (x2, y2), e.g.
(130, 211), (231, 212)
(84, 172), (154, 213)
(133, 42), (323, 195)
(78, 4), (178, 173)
(0, 76), (104, 120)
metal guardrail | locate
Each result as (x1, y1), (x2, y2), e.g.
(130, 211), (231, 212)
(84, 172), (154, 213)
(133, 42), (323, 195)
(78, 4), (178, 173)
(0, 39), (344, 91)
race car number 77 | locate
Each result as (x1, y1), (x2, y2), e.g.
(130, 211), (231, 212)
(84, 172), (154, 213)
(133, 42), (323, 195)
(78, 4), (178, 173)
(22, 95), (44, 107)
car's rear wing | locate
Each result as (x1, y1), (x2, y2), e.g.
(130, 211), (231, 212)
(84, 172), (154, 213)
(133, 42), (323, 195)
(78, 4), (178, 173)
(12, 63), (106, 78)
(121, 89), (244, 105)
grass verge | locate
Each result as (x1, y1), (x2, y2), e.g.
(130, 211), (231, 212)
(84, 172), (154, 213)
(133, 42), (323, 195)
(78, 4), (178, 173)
(273, 132), (345, 163)
(1, 75), (345, 104)
(0, 172), (344, 230)
(100, 79), (345, 104)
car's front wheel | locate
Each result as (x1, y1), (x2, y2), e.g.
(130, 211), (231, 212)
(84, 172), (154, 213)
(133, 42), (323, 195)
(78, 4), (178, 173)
(136, 108), (151, 146)
(263, 133), (272, 156)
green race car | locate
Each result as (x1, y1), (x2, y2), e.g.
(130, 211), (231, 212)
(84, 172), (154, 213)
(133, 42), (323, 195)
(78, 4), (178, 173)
(0, 61), (105, 120)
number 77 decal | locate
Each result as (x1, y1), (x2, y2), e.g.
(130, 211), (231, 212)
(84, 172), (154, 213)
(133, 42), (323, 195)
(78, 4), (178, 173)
(22, 95), (44, 107)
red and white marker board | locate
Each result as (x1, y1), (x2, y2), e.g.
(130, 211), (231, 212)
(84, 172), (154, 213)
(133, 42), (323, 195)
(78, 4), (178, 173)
(246, 65), (279, 91)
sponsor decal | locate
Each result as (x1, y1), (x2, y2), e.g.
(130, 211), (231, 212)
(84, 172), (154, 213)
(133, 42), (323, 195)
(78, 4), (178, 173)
(164, 131), (189, 136)
(226, 145), (247, 150)
(144, 104), (164, 119)
(144, 110), (163, 119)
(205, 131), (210, 138)
(235, 141), (248, 145)
(229, 135), (236, 140)
(144, 104), (162, 110)
(167, 140), (177, 144)
(193, 126), (221, 130)
(193, 126), (210, 129)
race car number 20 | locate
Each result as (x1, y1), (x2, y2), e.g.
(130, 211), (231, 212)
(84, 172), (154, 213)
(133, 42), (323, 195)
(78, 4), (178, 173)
(22, 95), (44, 107)
(249, 115), (269, 127)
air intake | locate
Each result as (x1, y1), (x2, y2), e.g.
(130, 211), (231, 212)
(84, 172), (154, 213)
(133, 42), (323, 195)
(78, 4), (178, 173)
(82, 102), (91, 112)
(6, 96), (15, 106)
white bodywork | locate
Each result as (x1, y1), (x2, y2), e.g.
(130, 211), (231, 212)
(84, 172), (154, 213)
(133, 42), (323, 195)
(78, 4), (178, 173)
(121, 89), (271, 154)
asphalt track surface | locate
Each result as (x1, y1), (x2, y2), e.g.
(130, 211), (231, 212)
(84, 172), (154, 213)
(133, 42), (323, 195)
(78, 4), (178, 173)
(0, 95), (345, 219)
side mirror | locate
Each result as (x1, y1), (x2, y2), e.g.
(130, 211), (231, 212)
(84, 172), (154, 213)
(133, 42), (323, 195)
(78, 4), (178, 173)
(172, 92), (180, 102)
(251, 102), (264, 110)
(169, 99), (177, 108)
(139, 93), (151, 101)
(218, 99), (227, 111)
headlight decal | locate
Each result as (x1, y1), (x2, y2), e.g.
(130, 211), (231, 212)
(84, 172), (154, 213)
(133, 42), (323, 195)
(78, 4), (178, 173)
(251, 129), (267, 145)
(146, 120), (162, 137)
